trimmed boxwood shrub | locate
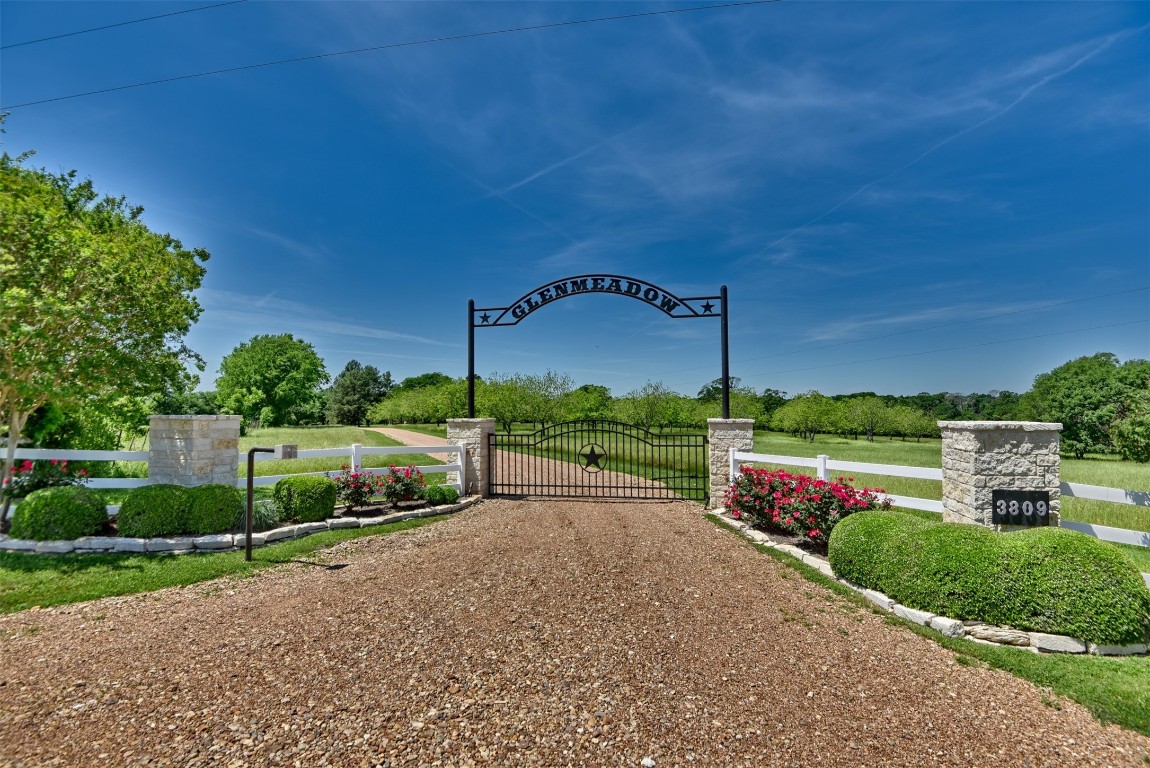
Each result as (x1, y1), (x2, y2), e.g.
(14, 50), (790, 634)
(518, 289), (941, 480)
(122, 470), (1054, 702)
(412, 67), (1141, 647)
(187, 484), (244, 535)
(423, 485), (459, 506)
(828, 511), (1150, 645)
(273, 476), (336, 523)
(9, 486), (107, 541)
(116, 484), (192, 538)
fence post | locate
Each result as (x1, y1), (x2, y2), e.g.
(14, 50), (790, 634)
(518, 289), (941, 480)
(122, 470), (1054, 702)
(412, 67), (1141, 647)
(351, 443), (362, 469)
(706, 419), (754, 508)
(816, 454), (829, 482)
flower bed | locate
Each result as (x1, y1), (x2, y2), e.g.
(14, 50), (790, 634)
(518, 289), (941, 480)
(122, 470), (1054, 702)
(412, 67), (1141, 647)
(723, 467), (891, 548)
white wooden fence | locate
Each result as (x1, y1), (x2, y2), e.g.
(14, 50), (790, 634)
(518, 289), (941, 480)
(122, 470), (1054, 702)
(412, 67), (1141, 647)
(729, 449), (1150, 549)
(5, 443), (464, 517)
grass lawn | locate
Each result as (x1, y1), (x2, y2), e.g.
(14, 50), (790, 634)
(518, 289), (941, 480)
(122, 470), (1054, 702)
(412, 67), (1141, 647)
(0, 515), (446, 614)
(707, 515), (1150, 737)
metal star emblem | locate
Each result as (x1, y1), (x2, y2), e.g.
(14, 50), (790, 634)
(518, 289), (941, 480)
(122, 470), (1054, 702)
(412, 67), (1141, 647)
(580, 444), (606, 472)
(479, 312), (491, 324)
(701, 301), (715, 314)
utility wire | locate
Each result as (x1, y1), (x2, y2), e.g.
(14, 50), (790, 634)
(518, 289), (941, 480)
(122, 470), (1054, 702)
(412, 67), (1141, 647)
(607, 285), (1150, 383)
(747, 319), (1148, 377)
(1, 0), (781, 110)
(1, 1), (249, 50)
(742, 285), (1150, 363)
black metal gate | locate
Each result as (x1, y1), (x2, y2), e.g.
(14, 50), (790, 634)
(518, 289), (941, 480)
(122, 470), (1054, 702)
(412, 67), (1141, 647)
(488, 420), (708, 503)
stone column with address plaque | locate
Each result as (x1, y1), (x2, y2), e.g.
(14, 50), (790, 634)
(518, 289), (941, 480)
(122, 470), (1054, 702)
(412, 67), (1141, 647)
(939, 421), (1062, 530)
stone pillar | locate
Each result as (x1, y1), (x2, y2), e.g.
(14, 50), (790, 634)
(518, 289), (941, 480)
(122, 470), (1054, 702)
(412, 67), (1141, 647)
(447, 418), (495, 497)
(148, 415), (242, 487)
(707, 419), (755, 508)
(939, 421), (1062, 529)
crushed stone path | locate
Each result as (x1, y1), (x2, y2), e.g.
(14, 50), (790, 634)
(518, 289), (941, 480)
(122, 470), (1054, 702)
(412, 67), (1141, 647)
(368, 427), (450, 447)
(1, 498), (1147, 767)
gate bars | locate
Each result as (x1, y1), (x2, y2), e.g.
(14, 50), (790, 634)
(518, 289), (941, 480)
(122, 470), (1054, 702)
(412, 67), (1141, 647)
(488, 420), (708, 503)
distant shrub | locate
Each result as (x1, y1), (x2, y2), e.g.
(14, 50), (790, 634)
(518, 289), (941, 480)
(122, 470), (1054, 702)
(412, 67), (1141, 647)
(273, 476), (336, 523)
(828, 511), (1150, 645)
(9, 486), (106, 541)
(423, 485), (460, 506)
(187, 484), (244, 535)
(116, 484), (192, 538)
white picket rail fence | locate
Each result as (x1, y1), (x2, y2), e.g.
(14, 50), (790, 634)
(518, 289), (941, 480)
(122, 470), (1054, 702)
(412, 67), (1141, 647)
(729, 449), (1150, 549)
(243, 443), (466, 493)
(4, 443), (465, 518)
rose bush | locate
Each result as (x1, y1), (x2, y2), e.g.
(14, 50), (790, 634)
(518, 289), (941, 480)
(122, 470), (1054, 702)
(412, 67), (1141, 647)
(723, 467), (891, 546)
(382, 465), (426, 504)
(2, 459), (88, 501)
(329, 464), (385, 511)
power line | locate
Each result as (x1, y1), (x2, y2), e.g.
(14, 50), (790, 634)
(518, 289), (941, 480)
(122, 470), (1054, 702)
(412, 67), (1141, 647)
(606, 285), (1150, 383)
(746, 319), (1148, 377)
(741, 285), (1150, 363)
(1, 0), (781, 110)
(1, 1), (249, 50)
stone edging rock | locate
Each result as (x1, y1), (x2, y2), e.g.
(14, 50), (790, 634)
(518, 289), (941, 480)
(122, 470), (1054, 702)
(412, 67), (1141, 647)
(0, 497), (480, 556)
(713, 511), (1148, 658)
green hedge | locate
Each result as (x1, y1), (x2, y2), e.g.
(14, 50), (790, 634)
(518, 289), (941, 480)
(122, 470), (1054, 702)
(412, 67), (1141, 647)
(423, 485), (459, 506)
(273, 476), (336, 523)
(188, 484), (244, 535)
(117, 484), (192, 538)
(9, 486), (107, 541)
(828, 511), (1150, 645)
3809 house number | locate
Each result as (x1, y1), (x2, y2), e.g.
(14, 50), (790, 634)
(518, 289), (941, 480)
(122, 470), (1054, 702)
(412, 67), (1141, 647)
(991, 490), (1052, 526)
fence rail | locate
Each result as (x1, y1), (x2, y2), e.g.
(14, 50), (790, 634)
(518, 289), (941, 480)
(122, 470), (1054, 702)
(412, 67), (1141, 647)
(729, 449), (1147, 548)
(5, 443), (466, 518)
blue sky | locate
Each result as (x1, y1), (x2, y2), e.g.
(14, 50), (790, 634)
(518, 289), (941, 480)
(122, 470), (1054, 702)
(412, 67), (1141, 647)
(3, 1), (1148, 399)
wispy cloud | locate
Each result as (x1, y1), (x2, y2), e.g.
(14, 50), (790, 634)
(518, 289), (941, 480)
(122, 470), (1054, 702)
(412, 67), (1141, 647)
(198, 289), (455, 347)
(757, 25), (1146, 256)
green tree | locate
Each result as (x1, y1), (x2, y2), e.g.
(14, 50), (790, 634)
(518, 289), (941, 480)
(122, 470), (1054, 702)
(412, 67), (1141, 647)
(326, 360), (392, 426)
(215, 334), (328, 427)
(843, 396), (890, 442)
(1, 152), (207, 526)
(393, 372), (453, 394)
(758, 388), (789, 423)
(771, 391), (834, 442)
(560, 384), (614, 421)
(1113, 388), (1150, 463)
(1019, 353), (1150, 458)
(479, 373), (531, 433)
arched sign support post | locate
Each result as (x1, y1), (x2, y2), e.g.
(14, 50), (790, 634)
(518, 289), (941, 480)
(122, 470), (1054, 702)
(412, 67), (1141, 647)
(467, 274), (729, 418)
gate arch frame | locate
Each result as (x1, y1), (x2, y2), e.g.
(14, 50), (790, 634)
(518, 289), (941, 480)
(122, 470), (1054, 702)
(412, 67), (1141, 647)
(467, 274), (730, 417)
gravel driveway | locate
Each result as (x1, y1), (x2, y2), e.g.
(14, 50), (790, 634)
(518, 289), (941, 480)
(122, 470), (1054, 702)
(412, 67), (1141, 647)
(2, 498), (1147, 767)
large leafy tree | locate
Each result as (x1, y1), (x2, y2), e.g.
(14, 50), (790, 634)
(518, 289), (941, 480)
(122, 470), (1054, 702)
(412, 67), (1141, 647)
(1, 152), (208, 524)
(1019, 353), (1150, 458)
(215, 334), (328, 427)
(326, 360), (392, 426)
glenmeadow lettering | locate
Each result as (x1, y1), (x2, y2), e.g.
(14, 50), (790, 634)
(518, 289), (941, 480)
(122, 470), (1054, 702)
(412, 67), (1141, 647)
(477, 275), (718, 326)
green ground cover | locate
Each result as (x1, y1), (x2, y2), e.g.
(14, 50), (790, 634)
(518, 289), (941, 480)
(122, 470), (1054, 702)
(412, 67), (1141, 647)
(707, 515), (1150, 737)
(0, 516), (446, 614)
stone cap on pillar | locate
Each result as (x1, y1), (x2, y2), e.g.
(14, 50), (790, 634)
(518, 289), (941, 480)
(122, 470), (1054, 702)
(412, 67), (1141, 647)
(937, 421), (1062, 431)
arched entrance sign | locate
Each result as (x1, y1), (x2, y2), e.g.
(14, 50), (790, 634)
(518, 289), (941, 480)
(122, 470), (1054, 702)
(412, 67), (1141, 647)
(468, 274), (730, 418)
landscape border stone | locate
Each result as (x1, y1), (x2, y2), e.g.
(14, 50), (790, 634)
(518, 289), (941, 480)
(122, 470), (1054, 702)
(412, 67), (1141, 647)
(711, 509), (1148, 658)
(0, 497), (479, 557)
